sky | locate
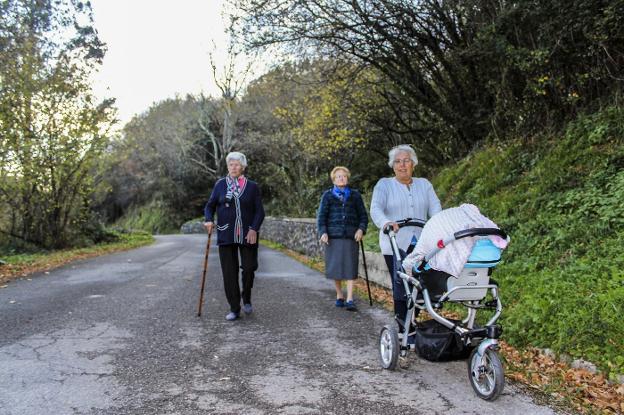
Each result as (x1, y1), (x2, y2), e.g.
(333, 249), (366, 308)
(89, 0), (231, 125)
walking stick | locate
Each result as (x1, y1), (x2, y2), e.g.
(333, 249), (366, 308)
(197, 230), (213, 317)
(360, 240), (373, 306)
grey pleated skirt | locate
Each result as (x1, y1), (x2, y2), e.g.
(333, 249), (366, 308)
(324, 238), (359, 280)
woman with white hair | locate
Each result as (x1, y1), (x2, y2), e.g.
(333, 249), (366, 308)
(370, 145), (441, 328)
(204, 152), (265, 321)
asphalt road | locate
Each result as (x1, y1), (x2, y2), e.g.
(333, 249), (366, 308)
(0, 235), (561, 415)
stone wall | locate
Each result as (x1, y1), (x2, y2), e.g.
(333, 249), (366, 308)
(180, 220), (207, 234)
(261, 217), (323, 258)
(180, 217), (391, 289)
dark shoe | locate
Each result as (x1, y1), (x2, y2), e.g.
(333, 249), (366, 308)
(242, 303), (253, 315)
(345, 300), (357, 311)
(335, 298), (345, 308)
(225, 311), (239, 321)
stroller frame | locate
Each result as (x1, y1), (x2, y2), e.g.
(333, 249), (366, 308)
(378, 218), (508, 401)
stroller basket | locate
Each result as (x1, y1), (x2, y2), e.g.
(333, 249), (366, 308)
(414, 319), (473, 361)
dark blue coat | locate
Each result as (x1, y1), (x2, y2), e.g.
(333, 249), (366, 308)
(204, 177), (265, 246)
(317, 188), (368, 239)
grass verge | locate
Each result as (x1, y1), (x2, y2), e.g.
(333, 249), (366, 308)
(260, 239), (624, 414)
(0, 231), (154, 285)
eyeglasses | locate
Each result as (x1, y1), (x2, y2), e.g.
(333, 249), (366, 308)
(393, 158), (412, 165)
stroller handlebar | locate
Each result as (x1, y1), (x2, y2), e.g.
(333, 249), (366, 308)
(382, 218), (426, 234)
(453, 228), (507, 240)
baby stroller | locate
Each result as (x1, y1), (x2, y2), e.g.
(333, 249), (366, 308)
(378, 218), (508, 401)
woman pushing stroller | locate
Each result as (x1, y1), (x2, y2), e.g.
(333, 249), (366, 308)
(370, 145), (441, 325)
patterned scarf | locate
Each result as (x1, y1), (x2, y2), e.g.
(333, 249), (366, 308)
(225, 175), (247, 243)
(332, 185), (351, 202)
(225, 175), (246, 200)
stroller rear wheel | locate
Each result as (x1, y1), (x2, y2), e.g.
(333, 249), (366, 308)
(379, 325), (399, 370)
(468, 347), (504, 400)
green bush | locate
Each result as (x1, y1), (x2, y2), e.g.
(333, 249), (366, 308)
(433, 106), (624, 379)
(114, 200), (180, 235)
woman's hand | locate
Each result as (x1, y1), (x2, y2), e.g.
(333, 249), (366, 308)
(246, 229), (257, 244)
(354, 229), (364, 242)
(383, 222), (400, 233)
(204, 221), (214, 234)
(319, 233), (329, 245)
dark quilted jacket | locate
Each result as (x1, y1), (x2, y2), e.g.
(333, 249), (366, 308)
(316, 188), (368, 239)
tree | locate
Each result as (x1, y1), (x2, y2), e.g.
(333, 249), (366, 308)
(204, 12), (257, 176)
(236, 60), (392, 215)
(233, 0), (498, 161)
(99, 95), (222, 224)
(233, 0), (624, 162)
(0, 0), (115, 249)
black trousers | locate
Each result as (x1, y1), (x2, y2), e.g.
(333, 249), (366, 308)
(384, 254), (407, 321)
(218, 244), (258, 313)
(384, 247), (419, 330)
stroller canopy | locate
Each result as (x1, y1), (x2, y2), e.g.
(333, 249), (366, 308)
(465, 239), (501, 268)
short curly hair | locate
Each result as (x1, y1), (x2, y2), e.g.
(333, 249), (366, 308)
(330, 166), (351, 181)
(388, 145), (418, 168)
(226, 151), (247, 168)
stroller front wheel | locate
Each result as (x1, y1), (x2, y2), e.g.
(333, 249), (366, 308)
(379, 325), (399, 370)
(468, 347), (505, 400)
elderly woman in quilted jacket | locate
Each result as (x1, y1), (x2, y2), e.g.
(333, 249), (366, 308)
(316, 166), (368, 311)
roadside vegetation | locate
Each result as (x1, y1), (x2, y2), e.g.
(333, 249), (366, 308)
(434, 106), (624, 381)
(113, 201), (181, 235)
(0, 231), (154, 285)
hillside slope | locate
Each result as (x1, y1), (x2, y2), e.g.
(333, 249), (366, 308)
(433, 106), (624, 379)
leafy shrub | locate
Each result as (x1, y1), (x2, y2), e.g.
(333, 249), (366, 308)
(114, 200), (180, 235)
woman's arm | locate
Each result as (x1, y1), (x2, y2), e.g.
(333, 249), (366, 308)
(250, 184), (265, 231)
(203, 181), (221, 233)
(316, 191), (330, 236)
(204, 181), (221, 222)
(355, 191), (368, 233)
(370, 179), (391, 228)
(426, 180), (442, 217)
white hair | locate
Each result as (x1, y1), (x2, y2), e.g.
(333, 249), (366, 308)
(226, 151), (247, 168)
(388, 145), (418, 168)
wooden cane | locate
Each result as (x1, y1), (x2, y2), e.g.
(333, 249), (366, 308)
(197, 230), (213, 317)
(360, 240), (374, 306)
